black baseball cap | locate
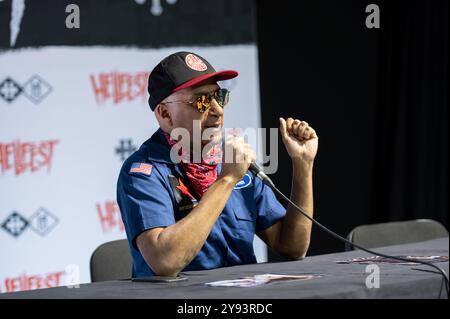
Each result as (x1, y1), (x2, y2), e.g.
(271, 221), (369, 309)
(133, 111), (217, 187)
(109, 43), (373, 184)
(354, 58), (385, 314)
(147, 51), (238, 111)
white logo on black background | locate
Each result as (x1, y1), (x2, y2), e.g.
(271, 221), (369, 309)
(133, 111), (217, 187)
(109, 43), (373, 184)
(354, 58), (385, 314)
(135, 0), (178, 16)
(3, 0), (26, 47)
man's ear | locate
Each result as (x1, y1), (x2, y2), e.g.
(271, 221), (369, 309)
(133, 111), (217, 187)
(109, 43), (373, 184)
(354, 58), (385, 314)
(154, 103), (173, 132)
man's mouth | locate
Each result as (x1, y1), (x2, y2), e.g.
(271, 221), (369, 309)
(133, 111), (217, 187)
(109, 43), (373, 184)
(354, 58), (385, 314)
(202, 124), (223, 143)
(203, 123), (221, 129)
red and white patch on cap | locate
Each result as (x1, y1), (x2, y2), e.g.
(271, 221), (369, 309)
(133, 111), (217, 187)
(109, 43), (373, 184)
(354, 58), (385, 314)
(185, 54), (208, 72)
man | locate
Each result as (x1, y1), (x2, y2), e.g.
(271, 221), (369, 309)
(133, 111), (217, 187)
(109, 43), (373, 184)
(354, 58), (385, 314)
(117, 51), (318, 277)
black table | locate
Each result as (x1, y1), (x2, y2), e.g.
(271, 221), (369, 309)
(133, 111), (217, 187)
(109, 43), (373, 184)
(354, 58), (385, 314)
(1, 238), (448, 299)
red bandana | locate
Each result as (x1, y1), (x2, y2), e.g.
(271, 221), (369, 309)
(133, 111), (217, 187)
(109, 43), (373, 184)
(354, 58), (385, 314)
(162, 131), (222, 199)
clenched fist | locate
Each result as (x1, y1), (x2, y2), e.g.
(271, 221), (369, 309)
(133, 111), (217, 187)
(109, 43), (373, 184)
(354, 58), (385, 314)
(279, 117), (318, 163)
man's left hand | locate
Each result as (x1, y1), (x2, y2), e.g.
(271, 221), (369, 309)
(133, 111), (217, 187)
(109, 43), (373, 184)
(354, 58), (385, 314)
(279, 117), (318, 163)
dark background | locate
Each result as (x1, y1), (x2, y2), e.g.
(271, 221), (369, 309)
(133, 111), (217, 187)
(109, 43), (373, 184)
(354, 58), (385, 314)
(0, 0), (254, 47)
(257, 0), (448, 258)
(1, 0), (447, 257)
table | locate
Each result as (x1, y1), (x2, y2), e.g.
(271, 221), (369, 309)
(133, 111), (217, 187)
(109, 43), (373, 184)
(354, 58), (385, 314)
(1, 238), (448, 299)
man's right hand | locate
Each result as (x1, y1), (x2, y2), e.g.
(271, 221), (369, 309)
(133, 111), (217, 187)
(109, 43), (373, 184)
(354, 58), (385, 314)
(136, 135), (256, 277)
(219, 135), (256, 183)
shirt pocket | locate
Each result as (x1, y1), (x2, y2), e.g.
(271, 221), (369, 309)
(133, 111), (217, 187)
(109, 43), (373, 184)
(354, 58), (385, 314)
(232, 206), (256, 240)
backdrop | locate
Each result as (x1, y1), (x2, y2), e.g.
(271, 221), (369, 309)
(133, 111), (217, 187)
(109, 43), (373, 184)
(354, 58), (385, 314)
(0, 0), (267, 292)
(1, 0), (447, 292)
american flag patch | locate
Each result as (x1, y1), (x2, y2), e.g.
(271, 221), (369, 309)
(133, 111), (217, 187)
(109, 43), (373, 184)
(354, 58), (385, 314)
(129, 163), (153, 175)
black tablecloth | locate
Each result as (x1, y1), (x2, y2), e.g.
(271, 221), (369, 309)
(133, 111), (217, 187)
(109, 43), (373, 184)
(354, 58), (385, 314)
(1, 238), (448, 299)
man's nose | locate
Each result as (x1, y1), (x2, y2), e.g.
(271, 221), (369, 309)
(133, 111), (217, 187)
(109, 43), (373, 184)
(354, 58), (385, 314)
(207, 98), (224, 117)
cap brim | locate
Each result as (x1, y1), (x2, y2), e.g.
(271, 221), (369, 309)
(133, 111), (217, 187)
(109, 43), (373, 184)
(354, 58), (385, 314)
(173, 70), (238, 92)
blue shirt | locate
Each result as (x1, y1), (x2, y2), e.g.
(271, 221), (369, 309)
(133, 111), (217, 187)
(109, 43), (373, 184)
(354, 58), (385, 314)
(117, 128), (286, 277)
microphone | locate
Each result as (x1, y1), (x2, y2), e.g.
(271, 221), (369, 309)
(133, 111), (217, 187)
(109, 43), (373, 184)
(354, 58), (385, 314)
(221, 134), (275, 189)
(248, 162), (275, 188)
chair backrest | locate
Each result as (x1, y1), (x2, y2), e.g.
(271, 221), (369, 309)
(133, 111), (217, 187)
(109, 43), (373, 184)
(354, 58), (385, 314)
(90, 239), (132, 282)
(346, 219), (448, 251)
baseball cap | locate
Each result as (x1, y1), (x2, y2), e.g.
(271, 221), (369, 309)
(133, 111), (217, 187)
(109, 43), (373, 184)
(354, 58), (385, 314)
(147, 51), (238, 111)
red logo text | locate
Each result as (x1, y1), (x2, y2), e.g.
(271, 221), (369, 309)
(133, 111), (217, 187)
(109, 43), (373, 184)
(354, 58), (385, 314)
(96, 200), (125, 233)
(90, 71), (150, 105)
(0, 139), (59, 176)
(1, 271), (64, 293)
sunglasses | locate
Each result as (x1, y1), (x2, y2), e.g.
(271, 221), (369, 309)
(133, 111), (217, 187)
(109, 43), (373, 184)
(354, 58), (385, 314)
(163, 88), (230, 113)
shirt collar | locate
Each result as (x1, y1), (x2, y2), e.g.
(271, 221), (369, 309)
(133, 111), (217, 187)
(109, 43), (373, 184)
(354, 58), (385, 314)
(144, 128), (174, 164)
(143, 128), (222, 174)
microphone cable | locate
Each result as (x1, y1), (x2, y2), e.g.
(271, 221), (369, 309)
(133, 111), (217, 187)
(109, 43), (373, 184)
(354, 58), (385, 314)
(249, 163), (449, 298)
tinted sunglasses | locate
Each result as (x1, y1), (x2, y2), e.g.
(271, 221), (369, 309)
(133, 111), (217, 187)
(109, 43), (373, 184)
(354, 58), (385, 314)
(164, 88), (230, 113)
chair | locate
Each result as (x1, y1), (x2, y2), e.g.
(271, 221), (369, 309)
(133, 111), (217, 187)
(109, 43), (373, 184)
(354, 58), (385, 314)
(345, 219), (448, 251)
(90, 239), (132, 282)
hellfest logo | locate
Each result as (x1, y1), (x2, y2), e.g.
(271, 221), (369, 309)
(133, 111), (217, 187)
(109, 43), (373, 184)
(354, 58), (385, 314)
(0, 270), (65, 293)
(0, 264), (81, 293)
(90, 71), (150, 105)
(0, 139), (59, 176)
(96, 200), (125, 233)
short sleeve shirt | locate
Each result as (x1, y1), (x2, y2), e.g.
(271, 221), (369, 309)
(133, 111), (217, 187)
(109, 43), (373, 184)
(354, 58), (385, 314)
(116, 129), (286, 277)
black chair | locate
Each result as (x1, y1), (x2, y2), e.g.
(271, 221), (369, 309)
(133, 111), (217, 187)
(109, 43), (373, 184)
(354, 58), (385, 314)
(90, 239), (132, 282)
(345, 219), (448, 251)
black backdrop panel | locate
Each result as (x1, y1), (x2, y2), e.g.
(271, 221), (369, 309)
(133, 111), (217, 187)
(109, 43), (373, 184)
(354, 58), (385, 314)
(0, 0), (255, 48)
(257, 0), (448, 258)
